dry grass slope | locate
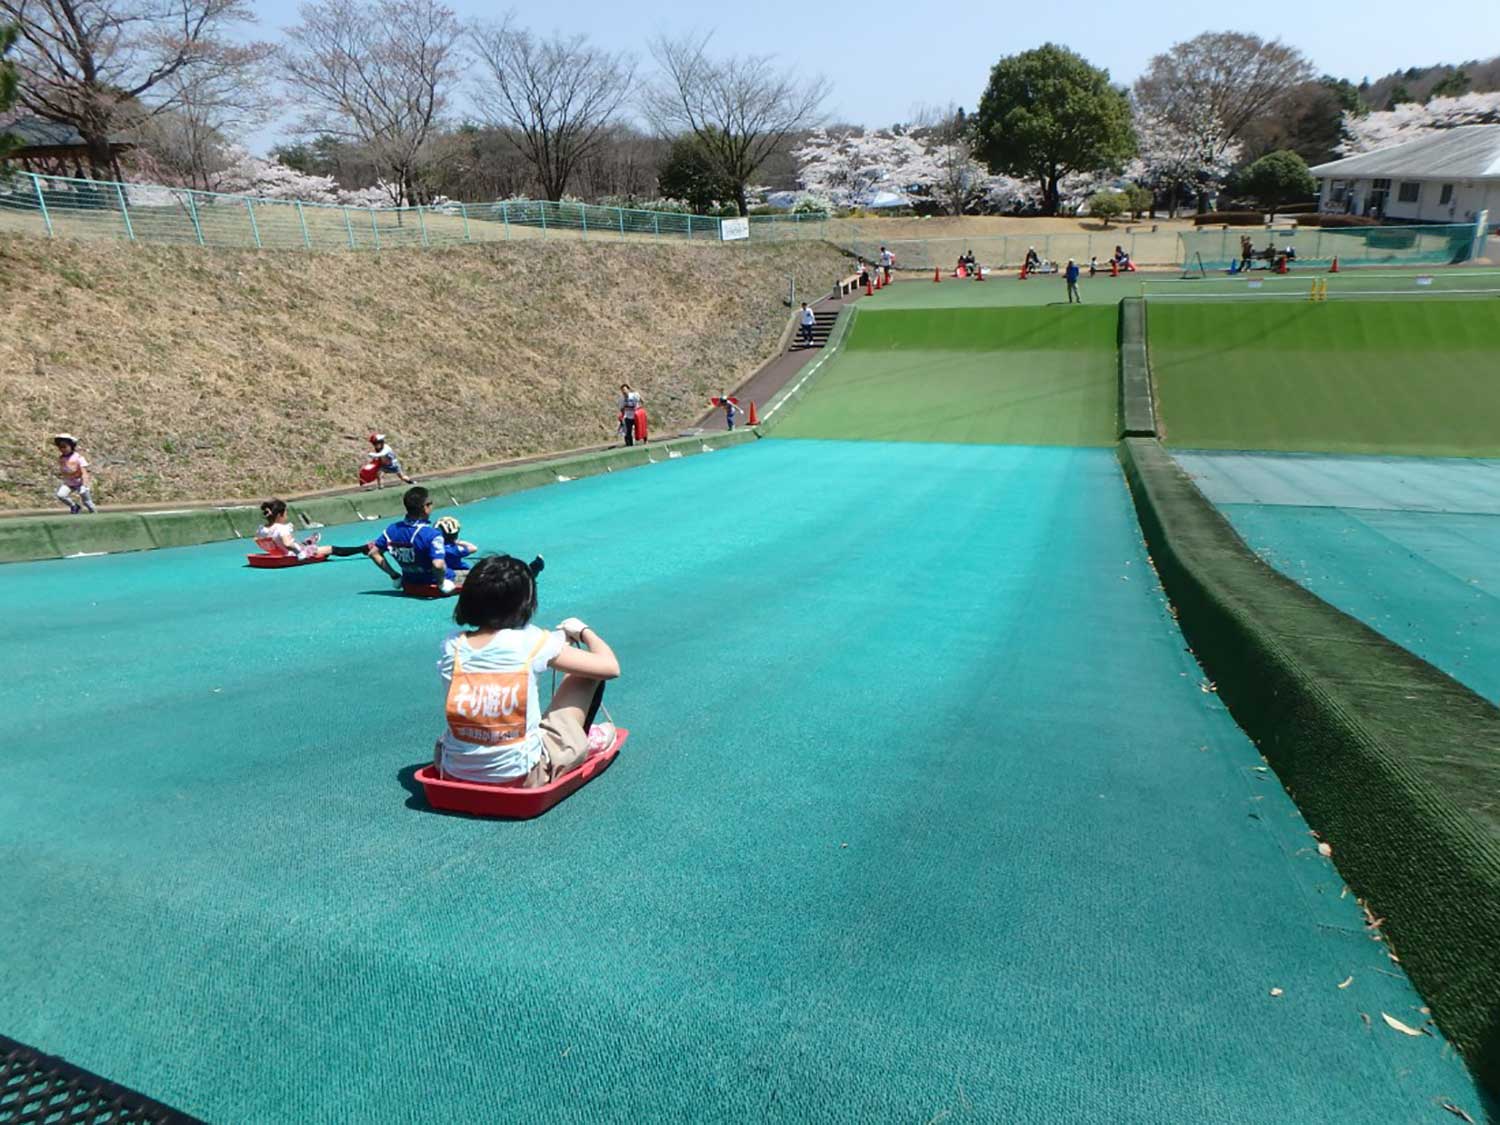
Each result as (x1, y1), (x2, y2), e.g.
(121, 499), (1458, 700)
(0, 236), (847, 507)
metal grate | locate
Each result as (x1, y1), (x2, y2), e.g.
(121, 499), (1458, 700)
(0, 1036), (200, 1125)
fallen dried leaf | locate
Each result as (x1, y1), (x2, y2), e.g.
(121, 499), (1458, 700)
(1360, 1012), (1371, 1028)
(1338, 976), (1353, 989)
(1440, 1102), (1475, 1123)
(1340, 886), (1348, 899)
(1389, 953), (1401, 964)
(1317, 842), (1333, 858)
(1269, 987), (1284, 997)
(1381, 1012), (1423, 1037)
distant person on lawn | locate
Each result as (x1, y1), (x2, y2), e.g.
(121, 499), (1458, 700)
(1065, 259), (1081, 304)
(51, 433), (96, 513)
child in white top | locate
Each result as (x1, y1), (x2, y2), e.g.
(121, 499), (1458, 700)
(436, 554), (620, 787)
(254, 498), (333, 559)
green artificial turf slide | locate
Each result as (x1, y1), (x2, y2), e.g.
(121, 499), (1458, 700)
(774, 306), (1119, 446)
(1152, 299), (1500, 456)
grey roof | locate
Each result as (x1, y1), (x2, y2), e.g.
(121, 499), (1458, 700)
(1311, 124), (1500, 180)
(0, 114), (131, 150)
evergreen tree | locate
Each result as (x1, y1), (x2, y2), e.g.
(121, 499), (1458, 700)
(974, 44), (1136, 215)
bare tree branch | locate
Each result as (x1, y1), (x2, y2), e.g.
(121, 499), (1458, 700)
(644, 33), (828, 215)
(281, 0), (462, 205)
(1134, 32), (1313, 154)
(469, 18), (634, 202)
(0, 0), (262, 178)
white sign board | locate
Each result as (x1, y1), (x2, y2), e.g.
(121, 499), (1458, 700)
(720, 217), (750, 242)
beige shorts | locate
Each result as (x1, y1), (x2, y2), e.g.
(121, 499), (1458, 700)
(519, 708), (591, 788)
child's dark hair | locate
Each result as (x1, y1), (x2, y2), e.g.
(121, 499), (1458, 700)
(403, 486), (430, 518)
(454, 555), (536, 631)
(261, 498), (287, 521)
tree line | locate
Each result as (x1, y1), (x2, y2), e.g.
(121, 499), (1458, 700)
(0, 5), (1489, 217)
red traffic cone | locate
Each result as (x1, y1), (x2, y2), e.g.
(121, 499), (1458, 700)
(976, 267), (985, 281)
(1329, 256), (1339, 273)
(748, 400), (759, 425)
(1110, 259), (1119, 277)
(933, 266), (941, 283)
(874, 272), (882, 290)
(865, 278), (873, 296)
(1020, 265), (1028, 280)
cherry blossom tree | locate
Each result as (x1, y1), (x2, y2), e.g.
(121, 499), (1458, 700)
(1132, 102), (1241, 216)
(1341, 91), (1500, 154)
(793, 126), (1026, 214)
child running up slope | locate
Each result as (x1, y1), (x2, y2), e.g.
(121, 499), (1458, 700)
(52, 434), (96, 513)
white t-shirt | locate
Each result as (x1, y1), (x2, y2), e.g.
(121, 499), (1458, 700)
(621, 392), (641, 412)
(799, 307), (815, 326)
(879, 250), (893, 267)
(255, 521), (297, 555)
(58, 452), (88, 486)
(437, 626), (566, 781)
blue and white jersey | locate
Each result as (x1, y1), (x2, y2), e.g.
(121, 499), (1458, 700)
(377, 518), (445, 585)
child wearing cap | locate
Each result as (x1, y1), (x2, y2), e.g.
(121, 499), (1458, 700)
(365, 433), (415, 487)
(52, 434), (96, 513)
(433, 515), (479, 579)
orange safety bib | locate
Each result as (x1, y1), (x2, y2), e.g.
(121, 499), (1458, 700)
(444, 633), (551, 747)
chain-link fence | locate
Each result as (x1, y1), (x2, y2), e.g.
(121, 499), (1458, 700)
(1177, 221), (1487, 271)
(0, 171), (728, 251)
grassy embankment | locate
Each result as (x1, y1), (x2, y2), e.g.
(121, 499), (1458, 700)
(0, 236), (847, 508)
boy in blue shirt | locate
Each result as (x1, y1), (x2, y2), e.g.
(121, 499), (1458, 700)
(1065, 258), (1082, 304)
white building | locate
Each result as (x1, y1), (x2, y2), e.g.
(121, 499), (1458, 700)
(1311, 124), (1500, 226)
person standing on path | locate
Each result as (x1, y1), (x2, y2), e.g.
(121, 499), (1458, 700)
(619, 383), (643, 446)
(1065, 259), (1082, 304)
(798, 302), (816, 348)
(878, 245), (894, 283)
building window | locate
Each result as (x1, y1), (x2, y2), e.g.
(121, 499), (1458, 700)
(1329, 181), (1348, 203)
(1440, 184), (1454, 205)
(1397, 182), (1420, 203)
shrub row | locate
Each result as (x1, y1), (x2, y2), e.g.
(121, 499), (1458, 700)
(1192, 211), (1265, 226)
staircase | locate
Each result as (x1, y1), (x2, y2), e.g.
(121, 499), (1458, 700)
(789, 310), (839, 352)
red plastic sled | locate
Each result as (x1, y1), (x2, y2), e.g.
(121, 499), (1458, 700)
(358, 461), (379, 485)
(710, 397), (739, 407)
(416, 728), (630, 818)
(634, 407), (648, 441)
(246, 553), (327, 569)
(402, 582), (455, 599)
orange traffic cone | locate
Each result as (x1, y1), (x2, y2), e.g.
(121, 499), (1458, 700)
(865, 278), (873, 296)
(976, 267), (985, 282)
(1020, 264), (1029, 280)
(748, 400), (759, 425)
(1110, 259), (1119, 277)
(1330, 256), (1339, 273)
(874, 273), (882, 290)
(933, 266), (941, 283)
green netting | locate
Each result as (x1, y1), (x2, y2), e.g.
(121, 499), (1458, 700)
(1118, 436), (1500, 1095)
(1177, 222), (1481, 271)
(1, 440), (1484, 1120)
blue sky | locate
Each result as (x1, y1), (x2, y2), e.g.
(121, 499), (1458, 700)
(245, 0), (1500, 153)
